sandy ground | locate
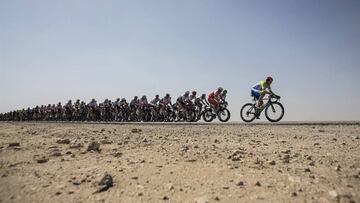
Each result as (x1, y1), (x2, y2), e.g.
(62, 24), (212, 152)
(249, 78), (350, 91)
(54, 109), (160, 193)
(0, 122), (359, 203)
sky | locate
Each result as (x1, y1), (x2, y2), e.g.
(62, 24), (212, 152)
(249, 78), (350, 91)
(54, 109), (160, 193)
(1, 0), (360, 121)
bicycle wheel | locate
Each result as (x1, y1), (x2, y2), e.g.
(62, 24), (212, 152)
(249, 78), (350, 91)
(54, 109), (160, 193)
(217, 108), (231, 122)
(240, 103), (256, 122)
(186, 110), (196, 122)
(265, 102), (284, 122)
(202, 109), (214, 122)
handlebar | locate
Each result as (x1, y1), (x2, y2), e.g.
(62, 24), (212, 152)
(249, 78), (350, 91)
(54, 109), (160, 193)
(270, 94), (281, 100)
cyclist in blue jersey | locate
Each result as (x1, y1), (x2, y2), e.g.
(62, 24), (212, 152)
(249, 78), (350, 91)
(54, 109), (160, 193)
(251, 76), (273, 109)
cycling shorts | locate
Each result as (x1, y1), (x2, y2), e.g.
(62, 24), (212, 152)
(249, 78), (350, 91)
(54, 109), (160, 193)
(251, 89), (260, 100)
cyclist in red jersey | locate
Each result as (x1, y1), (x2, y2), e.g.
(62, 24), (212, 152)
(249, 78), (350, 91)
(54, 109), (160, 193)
(208, 87), (223, 111)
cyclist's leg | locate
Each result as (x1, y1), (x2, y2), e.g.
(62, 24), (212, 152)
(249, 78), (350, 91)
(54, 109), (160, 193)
(251, 90), (261, 106)
(258, 92), (265, 107)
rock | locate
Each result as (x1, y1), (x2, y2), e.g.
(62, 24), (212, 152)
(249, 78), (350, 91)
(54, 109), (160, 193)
(328, 190), (338, 198)
(36, 157), (49, 163)
(113, 152), (122, 157)
(181, 145), (189, 152)
(194, 196), (210, 203)
(309, 161), (315, 166)
(131, 176), (138, 180)
(11, 146), (22, 150)
(283, 154), (290, 163)
(69, 143), (83, 149)
(55, 191), (61, 195)
(101, 140), (112, 144)
(269, 160), (276, 165)
(8, 142), (20, 147)
(255, 181), (261, 186)
(162, 196), (169, 200)
(8, 163), (18, 168)
(282, 149), (291, 154)
(335, 165), (341, 171)
(166, 183), (174, 190)
(186, 159), (197, 162)
(214, 196), (220, 201)
(228, 149), (246, 161)
(51, 152), (62, 157)
(254, 158), (263, 165)
(222, 186), (230, 189)
(304, 168), (311, 172)
(87, 142), (100, 152)
(94, 173), (113, 194)
(214, 139), (220, 143)
(72, 181), (81, 186)
(57, 139), (70, 144)
(131, 128), (141, 133)
(236, 181), (244, 186)
(292, 192), (297, 197)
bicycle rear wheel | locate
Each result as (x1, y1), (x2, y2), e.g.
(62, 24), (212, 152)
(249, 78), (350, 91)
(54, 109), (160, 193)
(203, 109), (214, 122)
(265, 102), (284, 122)
(240, 103), (256, 122)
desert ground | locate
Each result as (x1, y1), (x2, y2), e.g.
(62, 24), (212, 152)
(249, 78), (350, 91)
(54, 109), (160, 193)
(0, 122), (359, 203)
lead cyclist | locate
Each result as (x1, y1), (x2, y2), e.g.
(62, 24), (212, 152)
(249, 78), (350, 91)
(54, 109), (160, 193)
(251, 76), (274, 117)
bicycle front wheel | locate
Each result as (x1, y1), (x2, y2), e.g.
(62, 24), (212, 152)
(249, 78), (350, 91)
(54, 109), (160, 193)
(240, 103), (256, 122)
(265, 102), (284, 122)
(218, 108), (230, 122)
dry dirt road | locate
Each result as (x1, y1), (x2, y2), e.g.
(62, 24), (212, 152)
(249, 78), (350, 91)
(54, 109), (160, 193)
(0, 122), (359, 203)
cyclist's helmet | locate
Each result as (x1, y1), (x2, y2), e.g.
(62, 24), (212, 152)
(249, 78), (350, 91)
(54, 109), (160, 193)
(185, 91), (190, 96)
(155, 94), (159, 98)
(201, 94), (206, 99)
(192, 91), (197, 95)
(218, 87), (223, 92)
(266, 76), (273, 83)
(165, 93), (170, 98)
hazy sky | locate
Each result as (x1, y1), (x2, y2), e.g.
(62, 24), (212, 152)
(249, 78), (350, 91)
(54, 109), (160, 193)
(1, 0), (360, 121)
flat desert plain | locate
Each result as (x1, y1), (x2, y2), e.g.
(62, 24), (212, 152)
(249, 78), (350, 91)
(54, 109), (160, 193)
(0, 122), (359, 203)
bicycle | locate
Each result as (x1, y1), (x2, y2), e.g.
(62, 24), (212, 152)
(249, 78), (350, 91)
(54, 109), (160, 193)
(240, 94), (284, 122)
(203, 101), (231, 122)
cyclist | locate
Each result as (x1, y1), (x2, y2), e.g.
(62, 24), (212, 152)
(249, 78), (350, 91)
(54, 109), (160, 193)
(251, 76), (273, 109)
(177, 91), (190, 111)
(150, 94), (160, 107)
(208, 87), (223, 111)
(220, 89), (228, 104)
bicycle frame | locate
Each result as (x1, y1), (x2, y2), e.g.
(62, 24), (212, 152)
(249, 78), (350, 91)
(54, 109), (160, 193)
(251, 95), (280, 116)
